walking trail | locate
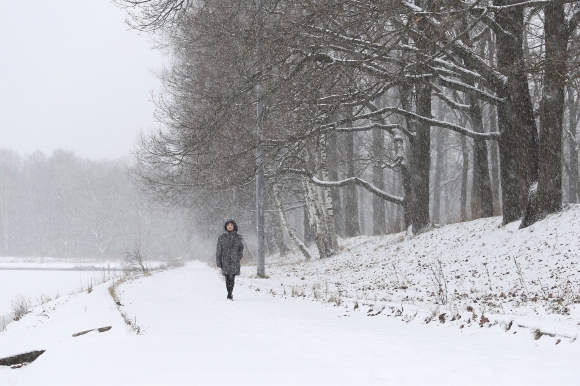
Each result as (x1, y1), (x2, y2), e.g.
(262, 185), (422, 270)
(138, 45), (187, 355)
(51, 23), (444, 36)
(1, 262), (578, 385)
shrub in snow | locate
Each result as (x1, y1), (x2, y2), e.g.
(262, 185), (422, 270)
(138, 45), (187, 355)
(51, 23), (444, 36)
(11, 294), (32, 321)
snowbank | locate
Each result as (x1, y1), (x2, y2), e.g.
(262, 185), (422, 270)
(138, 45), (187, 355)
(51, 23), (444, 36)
(239, 204), (580, 341)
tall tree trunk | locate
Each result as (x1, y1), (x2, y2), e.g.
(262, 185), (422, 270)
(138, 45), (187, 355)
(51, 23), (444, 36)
(567, 89), (579, 203)
(521, 0), (566, 227)
(487, 35), (502, 215)
(410, 76), (431, 232)
(359, 186), (366, 234)
(372, 127), (387, 235)
(443, 153), (451, 224)
(432, 128), (446, 224)
(459, 17), (494, 220)
(468, 93), (494, 218)
(271, 209), (289, 257)
(495, 0), (538, 224)
(319, 133), (338, 253)
(489, 104), (502, 214)
(460, 134), (469, 221)
(328, 132), (345, 236)
(344, 128), (360, 236)
(410, 3), (433, 233)
(314, 177), (333, 254)
(273, 183), (311, 260)
(303, 205), (313, 246)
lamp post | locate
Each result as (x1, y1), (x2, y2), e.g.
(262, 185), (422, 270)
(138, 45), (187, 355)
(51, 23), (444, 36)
(255, 0), (265, 278)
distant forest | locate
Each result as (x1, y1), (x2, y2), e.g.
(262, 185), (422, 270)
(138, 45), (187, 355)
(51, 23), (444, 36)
(0, 149), (205, 259)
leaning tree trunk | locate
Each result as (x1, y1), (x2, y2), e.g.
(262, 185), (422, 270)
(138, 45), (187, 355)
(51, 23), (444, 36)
(495, 0), (538, 224)
(273, 183), (311, 260)
(302, 176), (330, 258)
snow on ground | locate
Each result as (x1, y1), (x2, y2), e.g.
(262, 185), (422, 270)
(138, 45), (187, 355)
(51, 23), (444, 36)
(239, 204), (580, 341)
(0, 258), (174, 328)
(1, 262), (579, 385)
(1, 206), (579, 384)
(0, 270), (110, 327)
(0, 257), (168, 271)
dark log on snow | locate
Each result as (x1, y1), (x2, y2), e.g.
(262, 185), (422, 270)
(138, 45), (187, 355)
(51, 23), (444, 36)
(0, 350), (45, 366)
(72, 326), (112, 337)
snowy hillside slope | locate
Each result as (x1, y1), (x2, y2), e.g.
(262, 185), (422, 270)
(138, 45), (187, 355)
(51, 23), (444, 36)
(239, 204), (580, 341)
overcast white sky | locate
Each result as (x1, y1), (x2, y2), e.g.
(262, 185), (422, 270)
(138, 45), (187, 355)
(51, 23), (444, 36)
(0, 0), (163, 160)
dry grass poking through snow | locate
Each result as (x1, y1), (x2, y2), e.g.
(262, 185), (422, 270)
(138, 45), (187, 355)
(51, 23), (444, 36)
(108, 276), (142, 334)
(3, 258), (187, 334)
(239, 204), (580, 342)
(10, 295), (32, 322)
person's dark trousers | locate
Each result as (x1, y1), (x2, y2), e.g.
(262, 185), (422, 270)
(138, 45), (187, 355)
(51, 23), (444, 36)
(225, 274), (235, 299)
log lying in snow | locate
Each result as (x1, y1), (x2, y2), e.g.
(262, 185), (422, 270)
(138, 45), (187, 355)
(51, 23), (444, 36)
(0, 350), (45, 367)
(72, 326), (112, 337)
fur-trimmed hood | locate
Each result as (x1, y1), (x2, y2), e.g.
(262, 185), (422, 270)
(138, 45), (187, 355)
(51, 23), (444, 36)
(224, 219), (238, 232)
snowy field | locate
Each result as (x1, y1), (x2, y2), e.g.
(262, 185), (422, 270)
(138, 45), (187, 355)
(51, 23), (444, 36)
(0, 269), (113, 328)
(0, 258), (172, 327)
(1, 262), (579, 385)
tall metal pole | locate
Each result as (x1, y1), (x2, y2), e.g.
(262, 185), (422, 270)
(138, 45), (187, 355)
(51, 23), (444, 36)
(255, 0), (266, 278)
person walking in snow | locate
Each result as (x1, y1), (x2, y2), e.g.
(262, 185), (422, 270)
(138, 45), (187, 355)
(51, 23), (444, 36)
(216, 219), (244, 300)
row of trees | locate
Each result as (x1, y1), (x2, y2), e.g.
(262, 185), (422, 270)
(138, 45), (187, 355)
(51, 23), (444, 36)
(0, 149), (199, 259)
(118, 0), (580, 260)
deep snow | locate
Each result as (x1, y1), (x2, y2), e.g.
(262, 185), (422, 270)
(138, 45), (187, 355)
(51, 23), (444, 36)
(0, 270), (107, 324)
(239, 204), (580, 340)
(0, 262), (579, 385)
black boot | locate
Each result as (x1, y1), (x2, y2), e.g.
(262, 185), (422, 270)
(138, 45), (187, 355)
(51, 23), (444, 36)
(225, 274), (235, 300)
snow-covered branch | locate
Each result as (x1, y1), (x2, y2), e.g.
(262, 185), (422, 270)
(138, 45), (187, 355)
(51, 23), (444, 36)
(311, 176), (404, 205)
(432, 85), (471, 112)
(384, 107), (500, 140)
(335, 122), (398, 134)
(437, 76), (504, 105)
(474, 0), (550, 12)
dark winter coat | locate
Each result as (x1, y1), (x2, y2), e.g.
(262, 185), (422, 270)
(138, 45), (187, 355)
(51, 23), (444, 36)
(216, 220), (244, 276)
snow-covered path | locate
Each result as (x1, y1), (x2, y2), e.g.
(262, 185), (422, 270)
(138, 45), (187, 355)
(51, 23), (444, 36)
(2, 262), (579, 385)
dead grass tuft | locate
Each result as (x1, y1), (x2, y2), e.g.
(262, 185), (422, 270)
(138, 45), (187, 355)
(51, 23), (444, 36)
(11, 294), (32, 321)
